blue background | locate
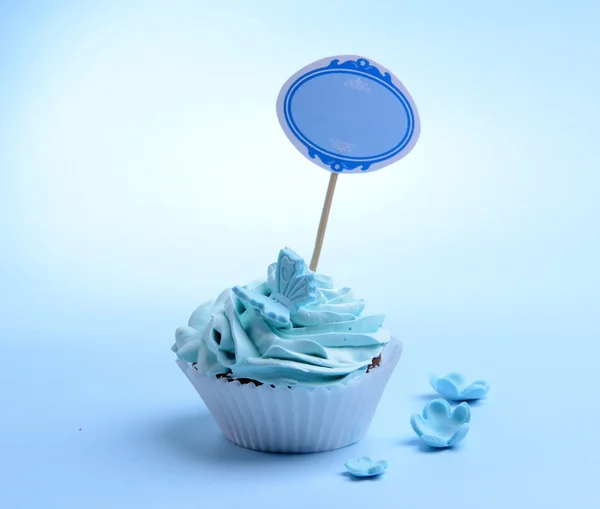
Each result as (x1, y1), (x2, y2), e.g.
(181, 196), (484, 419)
(1, 1), (599, 508)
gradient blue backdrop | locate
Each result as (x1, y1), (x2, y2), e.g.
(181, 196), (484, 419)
(1, 1), (599, 508)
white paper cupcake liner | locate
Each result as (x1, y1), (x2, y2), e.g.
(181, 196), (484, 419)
(176, 337), (402, 453)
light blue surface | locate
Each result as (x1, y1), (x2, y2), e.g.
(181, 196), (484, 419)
(411, 399), (471, 448)
(429, 373), (490, 401)
(2, 1), (600, 508)
(344, 456), (388, 477)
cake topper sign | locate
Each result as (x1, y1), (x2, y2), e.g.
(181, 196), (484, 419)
(276, 55), (421, 270)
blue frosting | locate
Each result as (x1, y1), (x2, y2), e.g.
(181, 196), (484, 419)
(172, 248), (390, 386)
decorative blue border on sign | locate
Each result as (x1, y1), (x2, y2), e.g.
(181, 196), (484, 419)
(282, 58), (417, 172)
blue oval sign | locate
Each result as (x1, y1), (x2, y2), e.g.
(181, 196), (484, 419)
(277, 55), (421, 173)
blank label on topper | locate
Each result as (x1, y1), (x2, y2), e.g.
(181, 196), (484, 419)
(276, 55), (421, 174)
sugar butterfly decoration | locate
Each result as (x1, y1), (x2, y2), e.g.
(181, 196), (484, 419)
(232, 248), (318, 329)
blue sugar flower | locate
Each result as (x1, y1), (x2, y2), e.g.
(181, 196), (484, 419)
(410, 399), (471, 448)
(429, 372), (489, 401)
(344, 457), (388, 478)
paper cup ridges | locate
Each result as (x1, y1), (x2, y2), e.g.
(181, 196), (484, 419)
(177, 337), (402, 453)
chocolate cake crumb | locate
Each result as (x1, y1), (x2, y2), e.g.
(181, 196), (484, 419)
(235, 378), (264, 386)
(366, 354), (382, 373)
(216, 373), (263, 386)
(198, 353), (383, 387)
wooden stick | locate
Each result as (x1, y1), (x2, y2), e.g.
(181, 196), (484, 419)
(309, 172), (339, 272)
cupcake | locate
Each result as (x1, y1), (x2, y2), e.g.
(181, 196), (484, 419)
(172, 247), (402, 453)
